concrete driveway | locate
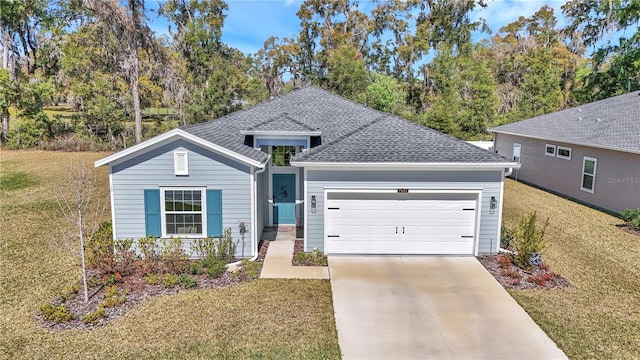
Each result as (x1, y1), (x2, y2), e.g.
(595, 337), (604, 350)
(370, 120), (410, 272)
(328, 256), (567, 360)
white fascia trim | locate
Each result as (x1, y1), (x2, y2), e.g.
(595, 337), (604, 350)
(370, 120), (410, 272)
(240, 130), (322, 136)
(94, 128), (265, 168)
(489, 130), (640, 155)
(324, 187), (484, 193)
(291, 162), (521, 171)
(108, 168), (117, 240)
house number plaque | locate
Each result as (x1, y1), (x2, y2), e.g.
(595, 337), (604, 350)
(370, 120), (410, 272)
(397, 188), (409, 193)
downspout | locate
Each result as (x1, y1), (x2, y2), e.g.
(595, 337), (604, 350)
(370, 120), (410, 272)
(504, 168), (513, 177)
(227, 162), (268, 266)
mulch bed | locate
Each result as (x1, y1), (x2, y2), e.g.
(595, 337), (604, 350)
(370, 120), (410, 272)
(617, 224), (640, 237)
(39, 241), (270, 330)
(291, 240), (328, 266)
(477, 254), (571, 290)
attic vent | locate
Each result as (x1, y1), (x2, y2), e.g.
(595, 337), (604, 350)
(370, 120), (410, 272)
(577, 116), (583, 121)
(596, 118), (602, 123)
(174, 151), (189, 176)
(577, 108), (582, 112)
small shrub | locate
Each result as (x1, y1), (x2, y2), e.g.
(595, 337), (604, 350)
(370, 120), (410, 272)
(188, 261), (202, 275)
(162, 274), (180, 288)
(295, 249), (328, 266)
(86, 221), (116, 274)
(58, 284), (81, 303)
(40, 303), (72, 323)
(104, 272), (122, 285)
(240, 259), (261, 280)
(620, 208), (640, 229)
(511, 212), (549, 269)
(500, 226), (516, 249)
(201, 255), (226, 279)
(143, 273), (160, 285)
(101, 285), (127, 307)
(497, 254), (512, 269)
(87, 276), (103, 288)
(527, 273), (555, 286)
(113, 238), (136, 275)
(190, 237), (217, 258)
(138, 236), (161, 273)
(82, 305), (106, 324)
(160, 237), (188, 274)
(179, 274), (197, 289)
(500, 268), (522, 279)
(191, 228), (238, 262)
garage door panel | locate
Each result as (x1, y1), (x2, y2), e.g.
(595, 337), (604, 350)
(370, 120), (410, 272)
(326, 195), (477, 255)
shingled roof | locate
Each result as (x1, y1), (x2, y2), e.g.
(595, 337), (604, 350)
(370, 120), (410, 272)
(182, 86), (514, 165)
(489, 91), (640, 154)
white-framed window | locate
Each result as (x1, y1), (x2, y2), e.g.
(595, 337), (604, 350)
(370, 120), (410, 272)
(174, 151), (189, 175)
(271, 146), (301, 166)
(545, 144), (556, 157)
(162, 188), (204, 236)
(513, 143), (521, 163)
(557, 146), (572, 160)
(581, 157), (597, 193)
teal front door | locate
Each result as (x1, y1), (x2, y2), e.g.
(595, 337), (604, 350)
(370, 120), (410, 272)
(273, 174), (296, 224)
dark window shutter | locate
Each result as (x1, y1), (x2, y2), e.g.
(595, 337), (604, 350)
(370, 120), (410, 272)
(206, 190), (222, 237)
(144, 189), (161, 237)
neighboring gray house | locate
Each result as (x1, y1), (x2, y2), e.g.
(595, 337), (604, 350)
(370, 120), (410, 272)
(490, 91), (640, 214)
(96, 86), (519, 258)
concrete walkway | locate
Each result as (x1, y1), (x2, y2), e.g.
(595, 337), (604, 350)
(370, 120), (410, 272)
(259, 230), (329, 279)
(329, 256), (567, 360)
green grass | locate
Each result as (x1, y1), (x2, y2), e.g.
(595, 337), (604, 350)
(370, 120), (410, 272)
(503, 179), (640, 359)
(0, 151), (340, 359)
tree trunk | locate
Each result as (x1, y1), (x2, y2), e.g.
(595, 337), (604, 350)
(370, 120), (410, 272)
(78, 209), (89, 303)
(130, 52), (143, 143)
(1, 106), (9, 143)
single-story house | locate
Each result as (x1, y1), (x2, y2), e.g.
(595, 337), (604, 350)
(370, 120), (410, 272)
(490, 91), (640, 214)
(95, 86), (519, 258)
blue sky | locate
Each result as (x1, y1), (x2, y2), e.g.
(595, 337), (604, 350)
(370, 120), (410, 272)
(148, 0), (569, 55)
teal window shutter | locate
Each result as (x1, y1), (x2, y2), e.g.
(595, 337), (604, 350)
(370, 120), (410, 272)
(206, 190), (222, 237)
(144, 189), (161, 237)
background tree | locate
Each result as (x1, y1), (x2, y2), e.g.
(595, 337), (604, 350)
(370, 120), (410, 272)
(563, 0), (640, 100)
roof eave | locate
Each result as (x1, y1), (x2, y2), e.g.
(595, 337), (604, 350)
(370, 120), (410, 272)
(290, 161), (521, 171)
(239, 130), (322, 136)
(94, 128), (266, 168)
(489, 129), (640, 155)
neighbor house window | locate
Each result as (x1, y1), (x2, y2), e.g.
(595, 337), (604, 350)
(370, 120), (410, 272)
(513, 143), (521, 163)
(557, 146), (572, 160)
(581, 157), (597, 193)
(545, 144), (556, 157)
(174, 151), (189, 175)
(272, 146), (299, 166)
(163, 189), (203, 235)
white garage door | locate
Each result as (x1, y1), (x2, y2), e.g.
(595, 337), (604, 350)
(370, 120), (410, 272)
(325, 192), (478, 255)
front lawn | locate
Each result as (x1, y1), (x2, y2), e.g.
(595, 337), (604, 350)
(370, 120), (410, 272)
(0, 151), (340, 359)
(503, 179), (640, 359)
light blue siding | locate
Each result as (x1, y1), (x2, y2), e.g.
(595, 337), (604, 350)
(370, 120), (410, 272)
(110, 139), (254, 257)
(305, 170), (503, 255)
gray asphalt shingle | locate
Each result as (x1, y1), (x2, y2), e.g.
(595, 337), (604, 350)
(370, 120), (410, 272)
(182, 86), (513, 164)
(489, 91), (640, 153)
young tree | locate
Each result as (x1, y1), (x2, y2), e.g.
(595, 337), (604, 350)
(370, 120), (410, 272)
(56, 159), (107, 303)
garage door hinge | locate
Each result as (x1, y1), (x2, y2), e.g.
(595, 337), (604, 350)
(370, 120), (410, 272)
(461, 235), (474, 238)
(328, 207), (340, 210)
(462, 208), (475, 211)
(327, 235), (340, 238)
